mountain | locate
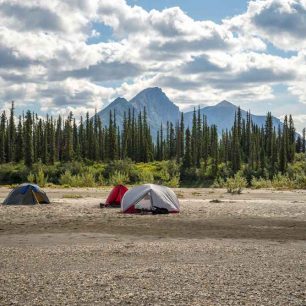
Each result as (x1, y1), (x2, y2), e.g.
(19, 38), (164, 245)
(97, 89), (282, 136)
(97, 97), (131, 127)
(97, 88), (180, 136)
(184, 100), (282, 134)
(129, 87), (180, 132)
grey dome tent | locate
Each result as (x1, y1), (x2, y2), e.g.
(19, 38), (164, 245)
(121, 184), (180, 214)
(3, 183), (50, 205)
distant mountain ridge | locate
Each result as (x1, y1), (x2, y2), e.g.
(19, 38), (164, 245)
(97, 87), (180, 135)
(184, 100), (282, 135)
(97, 87), (282, 136)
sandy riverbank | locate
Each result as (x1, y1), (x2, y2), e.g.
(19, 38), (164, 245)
(0, 187), (305, 305)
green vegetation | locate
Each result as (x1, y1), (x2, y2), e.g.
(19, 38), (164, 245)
(62, 194), (83, 199)
(225, 172), (247, 194)
(0, 156), (305, 189)
(0, 160), (182, 187)
(0, 102), (305, 190)
(109, 171), (129, 186)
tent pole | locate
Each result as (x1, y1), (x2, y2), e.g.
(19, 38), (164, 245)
(32, 190), (40, 204)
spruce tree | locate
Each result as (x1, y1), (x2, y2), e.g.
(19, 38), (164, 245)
(302, 128), (306, 153)
(210, 125), (219, 178)
(8, 101), (16, 162)
(24, 111), (33, 167)
(279, 117), (288, 173)
(231, 113), (241, 172)
(191, 109), (197, 166)
(182, 128), (192, 171)
(0, 112), (6, 163)
(180, 113), (184, 157)
(15, 116), (23, 162)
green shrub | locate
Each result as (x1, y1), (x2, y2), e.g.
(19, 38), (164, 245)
(109, 170), (129, 185)
(152, 160), (181, 186)
(226, 172), (247, 194)
(212, 177), (226, 188)
(104, 160), (134, 178)
(167, 160), (180, 178)
(97, 174), (106, 186)
(251, 177), (272, 189)
(35, 168), (48, 187)
(138, 169), (154, 184)
(165, 175), (180, 188)
(59, 170), (82, 187)
(217, 163), (232, 179)
(180, 166), (197, 181)
(63, 194), (83, 199)
(80, 172), (96, 187)
(27, 172), (35, 183)
(293, 174), (306, 189)
(159, 167), (170, 182)
(0, 163), (28, 184)
(59, 170), (96, 187)
(59, 170), (74, 187)
(272, 173), (294, 189)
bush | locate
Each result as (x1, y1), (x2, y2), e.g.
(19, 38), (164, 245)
(293, 174), (306, 189)
(59, 170), (96, 187)
(156, 160), (181, 186)
(109, 170), (129, 185)
(251, 177), (272, 189)
(226, 172), (247, 194)
(165, 175), (180, 188)
(59, 170), (73, 187)
(0, 163), (28, 184)
(212, 177), (226, 188)
(35, 168), (48, 187)
(27, 172), (35, 183)
(272, 173), (294, 189)
(80, 172), (96, 187)
(180, 166), (197, 182)
(138, 169), (154, 184)
(167, 160), (180, 178)
(104, 160), (134, 179)
(97, 174), (106, 186)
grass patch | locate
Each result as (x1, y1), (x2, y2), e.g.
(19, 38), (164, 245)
(192, 191), (202, 196)
(62, 194), (83, 199)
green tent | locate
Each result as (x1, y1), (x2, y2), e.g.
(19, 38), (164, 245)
(3, 183), (50, 205)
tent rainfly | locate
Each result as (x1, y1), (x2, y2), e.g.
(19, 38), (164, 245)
(105, 185), (128, 207)
(121, 184), (180, 214)
(3, 183), (50, 205)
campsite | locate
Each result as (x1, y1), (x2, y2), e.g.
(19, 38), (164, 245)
(0, 186), (305, 305)
(2, 0), (306, 304)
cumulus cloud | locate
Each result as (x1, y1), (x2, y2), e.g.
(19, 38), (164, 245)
(0, 0), (304, 120)
(227, 0), (306, 51)
(0, 2), (65, 32)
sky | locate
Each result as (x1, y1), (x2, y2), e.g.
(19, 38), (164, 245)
(0, 0), (306, 131)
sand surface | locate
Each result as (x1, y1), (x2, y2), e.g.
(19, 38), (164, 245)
(0, 187), (305, 305)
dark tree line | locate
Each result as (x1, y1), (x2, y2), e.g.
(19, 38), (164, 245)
(0, 102), (305, 179)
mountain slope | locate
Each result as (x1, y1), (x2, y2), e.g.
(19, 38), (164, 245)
(97, 97), (131, 127)
(184, 100), (282, 134)
(129, 87), (180, 133)
(97, 88), (180, 136)
(97, 90), (283, 136)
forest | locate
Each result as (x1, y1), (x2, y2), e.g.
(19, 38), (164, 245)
(0, 102), (306, 190)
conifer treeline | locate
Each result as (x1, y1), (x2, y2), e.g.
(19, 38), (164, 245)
(0, 102), (305, 179)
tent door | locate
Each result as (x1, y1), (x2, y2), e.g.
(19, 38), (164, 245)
(135, 192), (152, 211)
(35, 191), (46, 204)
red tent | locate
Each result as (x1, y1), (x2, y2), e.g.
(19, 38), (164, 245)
(105, 185), (128, 207)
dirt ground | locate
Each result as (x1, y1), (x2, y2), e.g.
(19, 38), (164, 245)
(0, 187), (305, 305)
